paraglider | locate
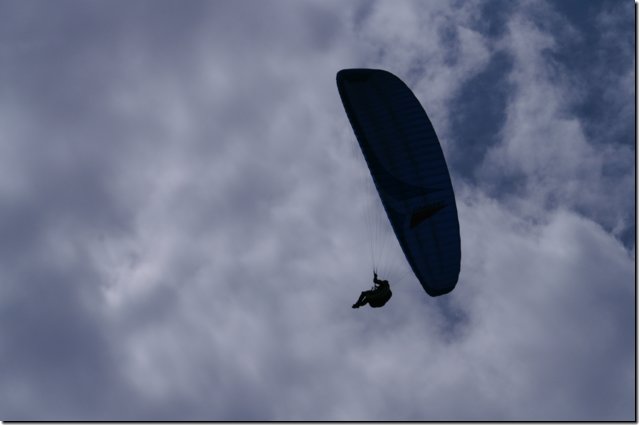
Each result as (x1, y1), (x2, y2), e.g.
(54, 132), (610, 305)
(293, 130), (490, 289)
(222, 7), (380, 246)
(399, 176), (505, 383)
(337, 69), (461, 299)
(352, 271), (393, 308)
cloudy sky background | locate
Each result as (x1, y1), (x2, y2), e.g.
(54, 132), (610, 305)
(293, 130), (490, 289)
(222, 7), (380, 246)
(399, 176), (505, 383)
(0, 0), (635, 420)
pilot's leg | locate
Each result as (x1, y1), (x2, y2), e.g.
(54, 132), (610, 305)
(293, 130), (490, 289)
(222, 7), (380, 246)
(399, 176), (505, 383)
(352, 291), (370, 308)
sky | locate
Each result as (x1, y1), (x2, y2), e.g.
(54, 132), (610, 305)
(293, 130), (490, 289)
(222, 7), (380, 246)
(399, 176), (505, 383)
(0, 0), (635, 421)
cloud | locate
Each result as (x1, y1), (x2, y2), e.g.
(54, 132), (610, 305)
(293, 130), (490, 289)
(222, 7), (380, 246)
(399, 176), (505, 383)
(0, 0), (633, 421)
(454, 189), (634, 420)
(477, 0), (634, 244)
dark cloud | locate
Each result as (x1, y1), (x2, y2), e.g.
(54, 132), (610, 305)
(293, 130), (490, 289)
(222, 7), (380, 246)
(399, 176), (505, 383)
(0, 0), (634, 421)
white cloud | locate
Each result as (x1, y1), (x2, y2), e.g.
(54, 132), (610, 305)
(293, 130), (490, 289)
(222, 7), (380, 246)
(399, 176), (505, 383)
(0, 0), (633, 421)
(478, 2), (634, 241)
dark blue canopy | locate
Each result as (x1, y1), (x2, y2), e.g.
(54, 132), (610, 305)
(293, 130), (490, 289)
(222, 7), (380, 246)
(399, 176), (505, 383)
(337, 69), (461, 296)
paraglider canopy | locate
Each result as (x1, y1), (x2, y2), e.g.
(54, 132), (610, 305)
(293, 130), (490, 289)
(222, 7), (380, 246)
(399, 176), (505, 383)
(337, 69), (461, 297)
